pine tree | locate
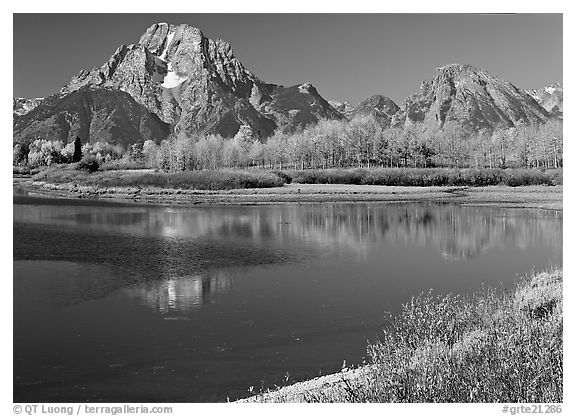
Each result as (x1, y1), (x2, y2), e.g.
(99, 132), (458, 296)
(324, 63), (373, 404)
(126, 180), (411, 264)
(73, 136), (82, 163)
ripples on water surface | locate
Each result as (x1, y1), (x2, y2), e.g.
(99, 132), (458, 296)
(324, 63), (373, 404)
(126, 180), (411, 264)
(13, 191), (562, 402)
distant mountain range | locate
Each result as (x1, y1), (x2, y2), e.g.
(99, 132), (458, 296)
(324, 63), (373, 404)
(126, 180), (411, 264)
(13, 97), (43, 116)
(525, 83), (563, 119)
(13, 23), (562, 146)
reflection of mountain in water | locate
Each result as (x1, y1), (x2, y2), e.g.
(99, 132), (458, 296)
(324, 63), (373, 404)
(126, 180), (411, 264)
(123, 269), (233, 313)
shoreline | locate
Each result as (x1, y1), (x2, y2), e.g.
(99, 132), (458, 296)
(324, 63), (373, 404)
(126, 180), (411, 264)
(238, 269), (563, 403)
(13, 178), (563, 210)
(236, 365), (378, 403)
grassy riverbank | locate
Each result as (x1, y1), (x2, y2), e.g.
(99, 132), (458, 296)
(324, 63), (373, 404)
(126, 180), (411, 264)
(241, 268), (563, 403)
(12, 165), (563, 209)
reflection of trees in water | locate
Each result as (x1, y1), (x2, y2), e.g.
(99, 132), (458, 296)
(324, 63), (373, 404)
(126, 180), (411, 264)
(123, 269), (233, 313)
(15, 202), (562, 264)
(200, 205), (560, 260)
(295, 204), (561, 259)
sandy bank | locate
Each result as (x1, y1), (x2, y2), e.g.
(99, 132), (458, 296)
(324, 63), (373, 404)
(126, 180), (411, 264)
(236, 366), (377, 403)
(14, 179), (562, 210)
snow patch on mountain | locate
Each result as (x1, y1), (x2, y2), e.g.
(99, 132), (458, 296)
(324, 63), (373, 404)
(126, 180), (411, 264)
(161, 62), (187, 88)
(298, 83), (312, 94)
(545, 86), (557, 94)
(159, 31), (175, 61)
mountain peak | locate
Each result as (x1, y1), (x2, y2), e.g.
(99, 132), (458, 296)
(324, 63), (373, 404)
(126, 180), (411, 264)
(138, 23), (204, 54)
(437, 63), (476, 72)
(393, 64), (550, 130)
(350, 94), (400, 126)
(16, 22), (343, 143)
(435, 63), (498, 85)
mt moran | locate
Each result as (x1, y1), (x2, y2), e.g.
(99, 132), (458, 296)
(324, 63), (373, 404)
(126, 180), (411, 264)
(13, 23), (561, 147)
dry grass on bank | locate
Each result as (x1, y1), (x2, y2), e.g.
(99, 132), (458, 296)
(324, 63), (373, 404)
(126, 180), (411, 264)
(30, 165), (286, 190)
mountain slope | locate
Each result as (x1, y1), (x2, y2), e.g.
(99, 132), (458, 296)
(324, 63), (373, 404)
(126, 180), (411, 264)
(391, 64), (550, 131)
(13, 88), (171, 146)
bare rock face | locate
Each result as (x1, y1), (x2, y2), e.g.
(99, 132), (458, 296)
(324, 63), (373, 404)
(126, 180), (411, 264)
(525, 83), (563, 118)
(62, 44), (169, 122)
(34, 22), (342, 143)
(13, 97), (43, 117)
(392, 64), (550, 131)
(350, 95), (399, 127)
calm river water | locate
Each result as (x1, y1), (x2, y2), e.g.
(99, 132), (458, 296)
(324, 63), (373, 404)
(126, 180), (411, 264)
(13, 189), (562, 402)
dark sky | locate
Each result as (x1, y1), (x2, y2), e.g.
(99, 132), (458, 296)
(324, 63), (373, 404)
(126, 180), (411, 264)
(13, 14), (562, 105)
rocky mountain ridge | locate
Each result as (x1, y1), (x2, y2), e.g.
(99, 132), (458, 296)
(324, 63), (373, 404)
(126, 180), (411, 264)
(390, 64), (551, 131)
(13, 88), (171, 147)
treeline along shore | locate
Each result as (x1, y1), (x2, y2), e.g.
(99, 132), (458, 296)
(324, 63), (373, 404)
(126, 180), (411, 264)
(13, 109), (563, 207)
(14, 116), (562, 174)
